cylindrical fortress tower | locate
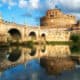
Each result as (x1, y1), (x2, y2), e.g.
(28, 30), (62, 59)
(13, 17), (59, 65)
(40, 9), (76, 28)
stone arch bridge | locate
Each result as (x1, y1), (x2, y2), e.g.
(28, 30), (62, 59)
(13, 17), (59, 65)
(0, 21), (71, 42)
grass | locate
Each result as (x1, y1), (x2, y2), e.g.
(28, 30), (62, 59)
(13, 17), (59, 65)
(46, 41), (72, 45)
(2, 40), (72, 47)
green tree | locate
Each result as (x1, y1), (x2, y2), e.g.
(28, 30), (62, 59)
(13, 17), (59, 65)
(70, 34), (80, 42)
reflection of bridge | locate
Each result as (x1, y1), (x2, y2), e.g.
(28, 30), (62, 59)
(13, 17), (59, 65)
(0, 45), (71, 72)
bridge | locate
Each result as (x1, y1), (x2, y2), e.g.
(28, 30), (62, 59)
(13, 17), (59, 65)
(0, 17), (71, 42)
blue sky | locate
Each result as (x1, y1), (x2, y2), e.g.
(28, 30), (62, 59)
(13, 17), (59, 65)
(0, 0), (80, 26)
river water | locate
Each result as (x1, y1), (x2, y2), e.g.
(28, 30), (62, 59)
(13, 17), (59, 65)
(0, 45), (80, 80)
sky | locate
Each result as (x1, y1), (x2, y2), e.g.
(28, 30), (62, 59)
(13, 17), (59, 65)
(0, 0), (80, 26)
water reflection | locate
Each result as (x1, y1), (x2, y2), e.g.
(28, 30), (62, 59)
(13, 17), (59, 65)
(40, 57), (75, 75)
(0, 45), (80, 80)
(41, 45), (46, 53)
(7, 47), (21, 62)
(0, 45), (73, 72)
(0, 48), (8, 62)
(1, 59), (80, 80)
(70, 43), (80, 54)
(29, 48), (36, 56)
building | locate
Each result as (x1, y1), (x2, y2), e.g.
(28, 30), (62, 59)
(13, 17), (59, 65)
(40, 9), (76, 28)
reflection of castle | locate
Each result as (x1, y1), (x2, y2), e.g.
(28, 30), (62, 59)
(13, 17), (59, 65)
(0, 9), (79, 42)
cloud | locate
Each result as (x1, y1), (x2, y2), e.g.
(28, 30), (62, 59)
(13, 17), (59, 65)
(46, 0), (58, 9)
(2, 0), (7, 3)
(19, 0), (28, 8)
(66, 12), (80, 20)
(59, 0), (80, 12)
(8, 0), (17, 6)
(1, 0), (17, 9)
(18, 0), (40, 9)
(57, 0), (80, 19)
(29, 0), (39, 9)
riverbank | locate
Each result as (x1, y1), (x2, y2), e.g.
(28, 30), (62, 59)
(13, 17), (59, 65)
(0, 41), (71, 46)
(46, 41), (72, 45)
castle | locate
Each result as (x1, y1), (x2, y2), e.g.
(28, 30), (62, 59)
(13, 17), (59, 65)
(0, 9), (79, 42)
(40, 9), (76, 27)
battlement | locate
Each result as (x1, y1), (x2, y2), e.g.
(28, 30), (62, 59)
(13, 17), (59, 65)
(46, 9), (62, 18)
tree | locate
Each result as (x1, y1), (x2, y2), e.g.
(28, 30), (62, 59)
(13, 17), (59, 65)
(70, 34), (80, 42)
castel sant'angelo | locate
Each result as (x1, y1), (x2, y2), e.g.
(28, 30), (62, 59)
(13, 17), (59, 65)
(40, 9), (76, 28)
(0, 8), (80, 42)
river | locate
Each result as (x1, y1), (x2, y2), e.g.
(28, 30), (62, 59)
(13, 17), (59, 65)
(0, 45), (80, 80)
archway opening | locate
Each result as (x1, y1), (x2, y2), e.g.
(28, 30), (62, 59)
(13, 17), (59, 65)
(29, 32), (36, 40)
(41, 33), (46, 40)
(8, 29), (21, 41)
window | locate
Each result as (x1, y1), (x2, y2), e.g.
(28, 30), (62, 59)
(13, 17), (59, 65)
(50, 15), (54, 17)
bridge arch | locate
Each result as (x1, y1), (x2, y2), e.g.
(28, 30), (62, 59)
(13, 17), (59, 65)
(41, 33), (46, 40)
(8, 28), (21, 41)
(29, 31), (36, 40)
